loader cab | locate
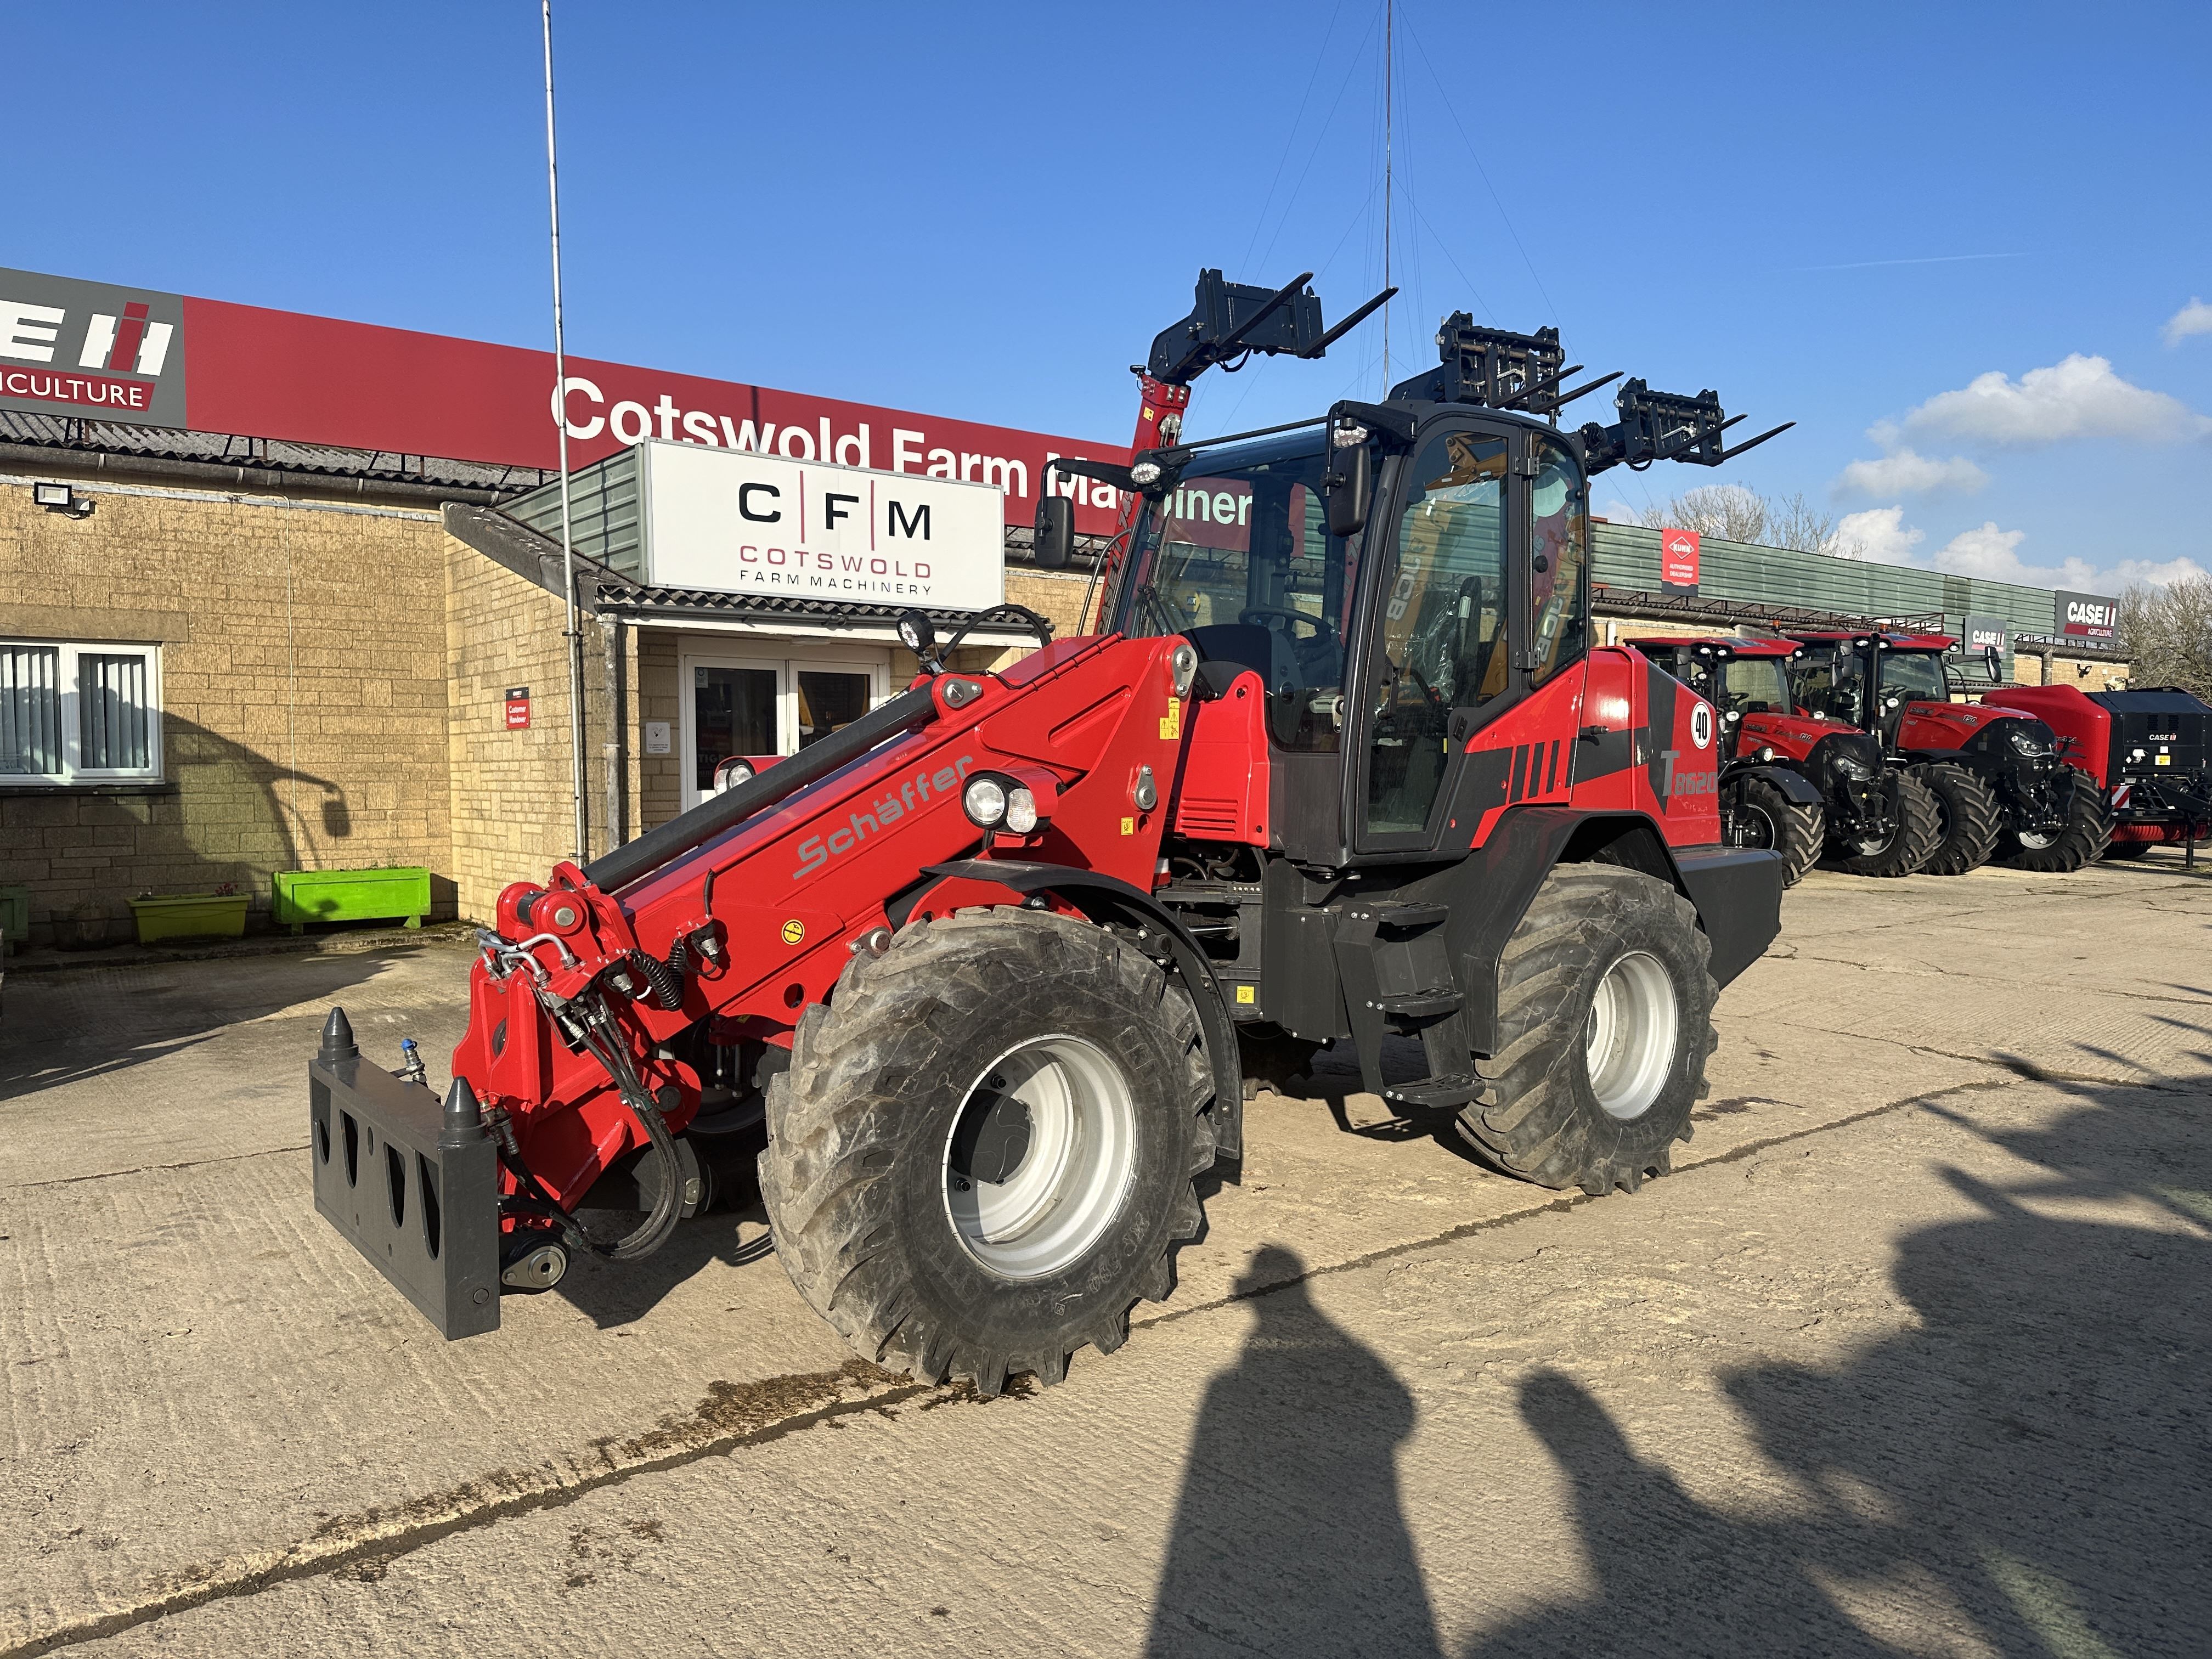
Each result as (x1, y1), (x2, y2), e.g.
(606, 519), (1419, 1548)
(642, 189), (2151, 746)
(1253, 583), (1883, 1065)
(1110, 404), (1590, 863)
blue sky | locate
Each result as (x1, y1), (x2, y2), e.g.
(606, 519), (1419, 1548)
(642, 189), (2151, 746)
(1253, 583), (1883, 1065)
(10, 1), (2208, 593)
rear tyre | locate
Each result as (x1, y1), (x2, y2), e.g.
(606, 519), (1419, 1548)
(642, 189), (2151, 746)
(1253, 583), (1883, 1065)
(1455, 865), (1716, 1198)
(1728, 775), (1825, 887)
(2000, 768), (2113, 872)
(758, 909), (1214, 1398)
(1834, 771), (1940, 877)
(1912, 761), (2002, 876)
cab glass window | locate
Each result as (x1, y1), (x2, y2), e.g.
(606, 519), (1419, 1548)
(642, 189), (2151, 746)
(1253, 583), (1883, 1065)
(1364, 430), (1508, 836)
(1527, 436), (1588, 685)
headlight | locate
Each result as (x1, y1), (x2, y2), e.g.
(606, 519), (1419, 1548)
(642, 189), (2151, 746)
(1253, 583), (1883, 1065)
(963, 775), (1007, 827)
(712, 758), (754, 793)
(1831, 750), (1875, 781)
(1129, 460), (1163, 486)
(963, 772), (1042, 835)
(2006, 726), (2051, 758)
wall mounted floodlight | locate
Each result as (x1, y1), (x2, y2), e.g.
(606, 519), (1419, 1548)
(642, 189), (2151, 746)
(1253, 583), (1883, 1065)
(32, 482), (92, 517)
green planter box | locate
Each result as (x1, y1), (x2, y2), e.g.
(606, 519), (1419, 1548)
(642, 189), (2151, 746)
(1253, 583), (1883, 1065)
(0, 884), (26, 946)
(272, 867), (432, 934)
(129, 894), (250, 944)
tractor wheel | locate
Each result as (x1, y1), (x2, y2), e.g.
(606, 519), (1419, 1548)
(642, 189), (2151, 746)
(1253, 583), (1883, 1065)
(1728, 774), (1825, 887)
(1454, 865), (1716, 1198)
(758, 908), (1214, 1398)
(1911, 761), (2002, 876)
(1999, 768), (2113, 872)
(2104, 840), (2154, 860)
(1833, 770), (1940, 877)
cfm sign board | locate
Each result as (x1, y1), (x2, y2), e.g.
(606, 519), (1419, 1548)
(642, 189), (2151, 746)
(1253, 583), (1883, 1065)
(637, 441), (1006, 612)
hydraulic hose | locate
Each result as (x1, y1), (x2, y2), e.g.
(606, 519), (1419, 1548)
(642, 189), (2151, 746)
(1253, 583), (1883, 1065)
(625, 946), (685, 1011)
(497, 986), (687, 1263)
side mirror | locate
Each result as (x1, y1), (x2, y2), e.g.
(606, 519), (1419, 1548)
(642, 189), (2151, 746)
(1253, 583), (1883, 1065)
(1326, 441), (1372, 539)
(1032, 495), (1074, 571)
(1984, 644), (2002, 680)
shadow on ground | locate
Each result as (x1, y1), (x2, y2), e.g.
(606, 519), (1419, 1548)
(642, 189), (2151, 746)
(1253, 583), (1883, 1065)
(1147, 1077), (2212, 1656)
(0, 950), (425, 1101)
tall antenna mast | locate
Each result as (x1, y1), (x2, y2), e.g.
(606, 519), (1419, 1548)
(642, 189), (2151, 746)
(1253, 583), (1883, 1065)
(541, 0), (588, 865)
(1382, 0), (1392, 389)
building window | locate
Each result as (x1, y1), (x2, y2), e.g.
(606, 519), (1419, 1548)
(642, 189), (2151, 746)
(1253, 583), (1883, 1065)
(0, 640), (162, 785)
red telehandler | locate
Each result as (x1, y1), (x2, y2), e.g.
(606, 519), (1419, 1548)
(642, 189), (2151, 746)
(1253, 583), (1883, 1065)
(1625, 635), (1939, 881)
(309, 273), (1789, 1396)
(1785, 630), (2111, 873)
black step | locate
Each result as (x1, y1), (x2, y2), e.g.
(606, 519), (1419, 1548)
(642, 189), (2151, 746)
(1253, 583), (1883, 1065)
(1380, 1072), (1482, 1109)
(1365, 899), (1448, 929)
(1372, 988), (1463, 1018)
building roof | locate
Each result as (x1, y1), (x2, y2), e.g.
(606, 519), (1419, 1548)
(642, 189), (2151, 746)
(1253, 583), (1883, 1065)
(0, 410), (553, 495)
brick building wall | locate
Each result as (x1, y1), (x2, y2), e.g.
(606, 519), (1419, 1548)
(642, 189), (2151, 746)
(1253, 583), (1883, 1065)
(443, 541), (632, 924)
(1, 475), (453, 947)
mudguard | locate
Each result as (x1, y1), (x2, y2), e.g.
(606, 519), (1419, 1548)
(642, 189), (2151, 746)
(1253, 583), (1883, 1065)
(1733, 763), (1824, 808)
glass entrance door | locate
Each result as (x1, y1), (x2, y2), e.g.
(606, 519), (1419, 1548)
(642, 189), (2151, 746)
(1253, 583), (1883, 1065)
(677, 646), (892, 810)
(795, 669), (872, 751)
(692, 661), (782, 799)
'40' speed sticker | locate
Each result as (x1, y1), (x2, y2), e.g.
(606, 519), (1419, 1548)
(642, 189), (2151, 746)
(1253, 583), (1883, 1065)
(1690, 703), (1714, 750)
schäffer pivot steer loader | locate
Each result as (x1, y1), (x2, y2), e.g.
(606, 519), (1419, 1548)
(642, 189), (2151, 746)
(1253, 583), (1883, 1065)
(308, 271), (1788, 1397)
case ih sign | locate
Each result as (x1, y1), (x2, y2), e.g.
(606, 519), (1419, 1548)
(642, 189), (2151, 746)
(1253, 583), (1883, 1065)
(2055, 590), (2119, 642)
(0, 265), (1127, 534)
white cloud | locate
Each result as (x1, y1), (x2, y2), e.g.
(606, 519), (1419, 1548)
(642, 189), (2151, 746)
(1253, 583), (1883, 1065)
(1831, 447), (1988, 497)
(2164, 298), (2212, 347)
(1833, 506), (1925, 565)
(2108, 554), (2209, 588)
(1931, 521), (2097, 590)
(1904, 353), (2212, 447)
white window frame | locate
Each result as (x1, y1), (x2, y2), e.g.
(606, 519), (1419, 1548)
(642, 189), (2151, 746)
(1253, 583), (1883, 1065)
(676, 644), (890, 811)
(0, 639), (163, 786)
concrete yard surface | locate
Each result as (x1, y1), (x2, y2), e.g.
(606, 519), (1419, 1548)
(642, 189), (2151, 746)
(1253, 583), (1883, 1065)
(3, 854), (2209, 1656)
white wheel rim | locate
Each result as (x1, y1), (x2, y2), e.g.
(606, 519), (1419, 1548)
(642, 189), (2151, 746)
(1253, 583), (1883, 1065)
(1583, 951), (1679, 1121)
(942, 1034), (1137, 1280)
(2016, 827), (2057, 850)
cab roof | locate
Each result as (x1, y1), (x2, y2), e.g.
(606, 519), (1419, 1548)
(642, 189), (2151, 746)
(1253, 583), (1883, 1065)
(1623, 634), (1804, 659)
(1785, 629), (1957, 651)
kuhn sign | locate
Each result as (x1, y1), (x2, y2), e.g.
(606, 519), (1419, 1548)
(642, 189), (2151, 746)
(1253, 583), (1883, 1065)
(2055, 590), (2119, 641)
(638, 441), (1007, 612)
(1660, 527), (1700, 595)
(0, 264), (1127, 534)
(0, 268), (187, 427)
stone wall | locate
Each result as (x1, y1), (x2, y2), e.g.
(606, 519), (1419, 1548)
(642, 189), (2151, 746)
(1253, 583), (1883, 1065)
(0, 475), (453, 946)
(442, 541), (631, 924)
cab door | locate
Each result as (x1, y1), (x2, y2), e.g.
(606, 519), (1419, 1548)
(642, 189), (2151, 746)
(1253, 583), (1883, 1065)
(1350, 421), (1590, 853)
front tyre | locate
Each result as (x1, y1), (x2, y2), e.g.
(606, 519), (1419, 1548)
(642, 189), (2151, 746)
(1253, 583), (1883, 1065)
(758, 909), (1214, 1398)
(1912, 761), (2002, 875)
(1999, 768), (2113, 872)
(1833, 771), (1940, 877)
(1455, 865), (1717, 1197)
(1728, 774), (1825, 887)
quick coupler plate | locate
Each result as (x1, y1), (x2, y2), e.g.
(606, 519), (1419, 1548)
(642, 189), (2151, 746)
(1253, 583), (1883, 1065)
(308, 1007), (502, 1339)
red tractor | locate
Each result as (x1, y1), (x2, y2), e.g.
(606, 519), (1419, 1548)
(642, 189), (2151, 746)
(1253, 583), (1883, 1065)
(1785, 630), (2111, 873)
(308, 273), (1788, 1396)
(1979, 681), (2211, 861)
(1626, 635), (1938, 881)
